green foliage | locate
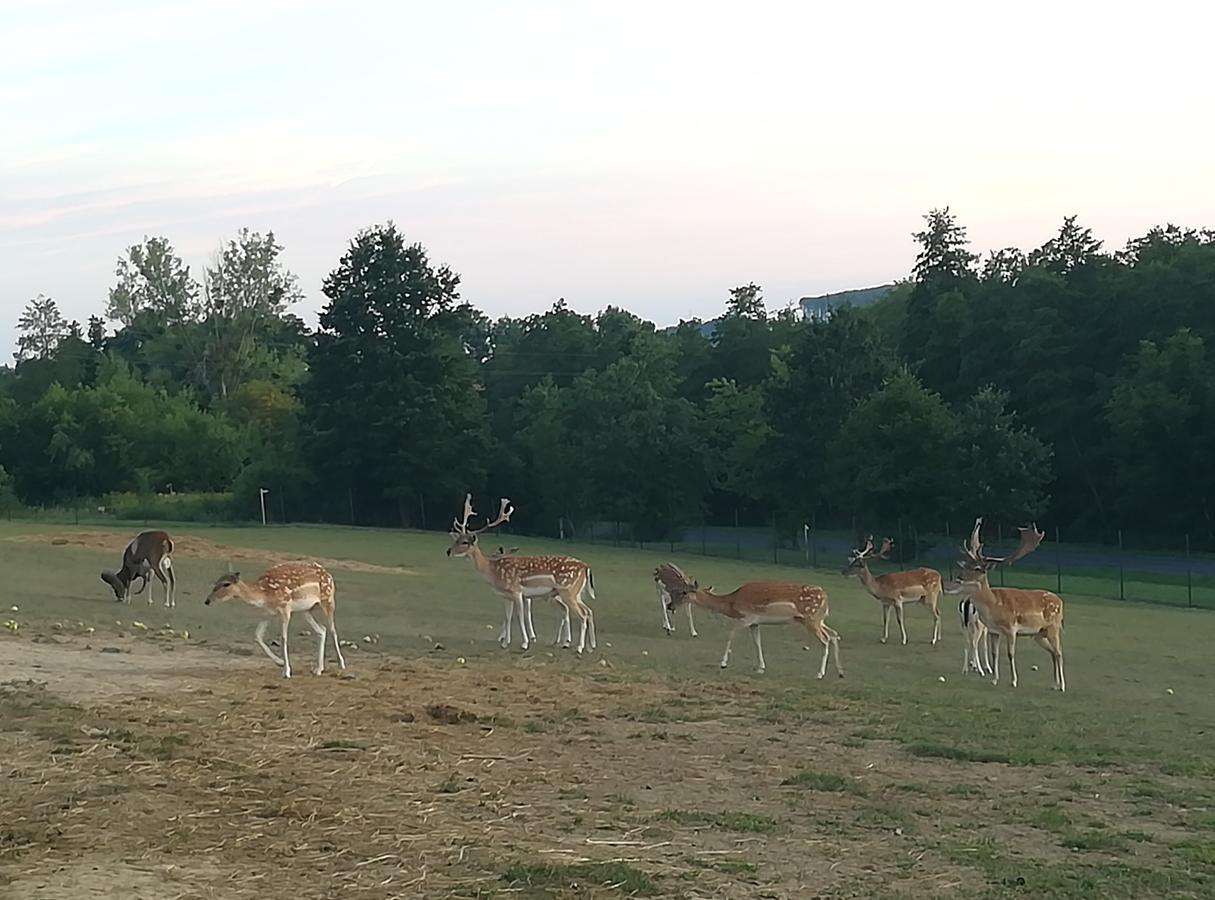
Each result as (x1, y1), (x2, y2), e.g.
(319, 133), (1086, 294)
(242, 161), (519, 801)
(6, 211), (1215, 542)
(107, 236), (199, 327)
(102, 491), (239, 522)
(15, 295), (71, 362)
(303, 222), (489, 525)
(826, 371), (956, 524)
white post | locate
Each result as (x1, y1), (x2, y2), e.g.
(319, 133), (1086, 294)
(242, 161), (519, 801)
(259, 488), (269, 526)
(803, 523), (810, 563)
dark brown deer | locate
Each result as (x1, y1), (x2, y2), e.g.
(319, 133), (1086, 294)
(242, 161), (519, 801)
(101, 530), (177, 608)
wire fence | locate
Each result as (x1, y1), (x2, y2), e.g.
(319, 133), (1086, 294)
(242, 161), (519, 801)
(7, 498), (1214, 610)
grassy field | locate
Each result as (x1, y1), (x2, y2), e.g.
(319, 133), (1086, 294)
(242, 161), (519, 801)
(0, 521), (1213, 899)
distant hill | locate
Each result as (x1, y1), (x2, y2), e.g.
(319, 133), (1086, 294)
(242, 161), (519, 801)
(799, 284), (896, 320)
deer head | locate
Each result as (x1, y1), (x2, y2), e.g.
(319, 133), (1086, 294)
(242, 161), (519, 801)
(956, 517), (1044, 584)
(841, 534), (892, 575)
(654, 562), (699, 611)
(446, 494), (514, 559)
(204, 572), (242, 606)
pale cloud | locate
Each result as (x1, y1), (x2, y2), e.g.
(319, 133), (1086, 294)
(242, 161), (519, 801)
(2, 0), (1214, 356)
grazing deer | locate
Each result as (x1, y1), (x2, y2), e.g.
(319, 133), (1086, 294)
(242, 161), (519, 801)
(946, 518), (1064, 691)
(447, 495), (597, 654)
(654, 563), (843, 679)
(100, 530), (176, 608)
(204, 562), (346, 679)
(942, 584), (991, 676)
(655, 569), (698, 637)
(842, 536), (942, 645)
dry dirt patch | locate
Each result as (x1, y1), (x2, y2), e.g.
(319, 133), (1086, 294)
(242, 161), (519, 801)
(0, 636), (259, 704)
(4, 531), (415, 576)
(0, 638), (1170, 899)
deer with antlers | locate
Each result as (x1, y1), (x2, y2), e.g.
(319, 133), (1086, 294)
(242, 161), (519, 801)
(842, 536), (942, 645)
(203, 561), (346, 679)
(100, 530), (177, 608)
(655, 570), (699, 637)
(447, 495), (597, 654)
(946, 517), (1064, 691)
(654, 563), (843, 679)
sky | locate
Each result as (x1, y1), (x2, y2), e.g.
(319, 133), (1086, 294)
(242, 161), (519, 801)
(3, 0), (1214, 359)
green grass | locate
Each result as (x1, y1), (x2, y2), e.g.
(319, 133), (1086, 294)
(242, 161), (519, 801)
(781, 770), (864, 794)
(4, 519), (1215, 897)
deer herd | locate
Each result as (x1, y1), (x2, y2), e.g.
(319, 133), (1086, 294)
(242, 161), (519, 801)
(96, 499), (1064, 692)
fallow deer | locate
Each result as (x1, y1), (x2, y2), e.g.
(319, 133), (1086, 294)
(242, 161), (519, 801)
(942, 584), (992, 676)
(447, 495), (597, 654)
(946, 518), (1064, 691)
(101, 530), (176, 608)
(654, 567), (698, 637)
(842, 536), (942, 645)
(204, 561), (346, 679)
(654, 563), (843, 679)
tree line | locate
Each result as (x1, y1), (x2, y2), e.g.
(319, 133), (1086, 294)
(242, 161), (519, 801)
(2, 211), (1212, 547)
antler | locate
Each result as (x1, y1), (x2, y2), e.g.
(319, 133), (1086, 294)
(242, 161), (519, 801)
(989, 524), (1045, 566)
(654, 562), (698, 595)
(959, 517), (1044, 568)
(849, 534), (875, 561)
(471, 498), (514, 534)
(452, 494), (476, 535)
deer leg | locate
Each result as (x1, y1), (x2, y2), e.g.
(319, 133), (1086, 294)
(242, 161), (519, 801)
(152, 569), (169, 608)
(929, 599), (941, 645)
(880, 604), (891, 643)
(303, 611), (327, 675)
(255, 619), (285, 667)
(658, 584), (674, 634)
(1006, 631), (1018, 688)
(1035, 632), (1065, 692)
(894, 602), (908, 645)
(327, 607), (347, 669)
(514, 594), (529, 650)
(972, 628), (988, 676)
(524, 597), (537, 644)
(499, 596), (514, 648)
(162, 557), (176, 608)
(279, 612), (292, 678)
(960, 620), (971, 674)
(721, 621), (748, 669)
(988, 632), (1000, 685)
(750, 624), (765, 673)
(1054, 634), (1065, 693)
(687, 602), (698, 637)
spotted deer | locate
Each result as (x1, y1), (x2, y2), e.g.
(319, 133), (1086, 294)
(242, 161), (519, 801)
(101, 530), (177, 608)
(842, 536), (942, 645)
(942, 582), (992, 676)
(654, 563), (843, 679)
(204, 561), (346, 679)
(655, 568), (698, 637)
(945, 518), (1064, 691)
(447, 495), (597, 654)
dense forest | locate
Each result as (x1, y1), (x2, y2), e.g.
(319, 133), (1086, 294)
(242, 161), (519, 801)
(2, 211), (1213, 546)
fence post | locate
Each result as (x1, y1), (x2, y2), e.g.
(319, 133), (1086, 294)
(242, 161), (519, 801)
(772, 514), (778, 564)
(735, 507), (741, 559)
(811, 511), (818, 567)
(1118, 529), (1125, 601)
(897, 518), (905, 565)
(701, 515), (706, 556)
(1186, 533), (1193, 608)
(1055, 526), (1062, 594)
(803, 523), (810, 565)
(348, 487), (355, 526)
